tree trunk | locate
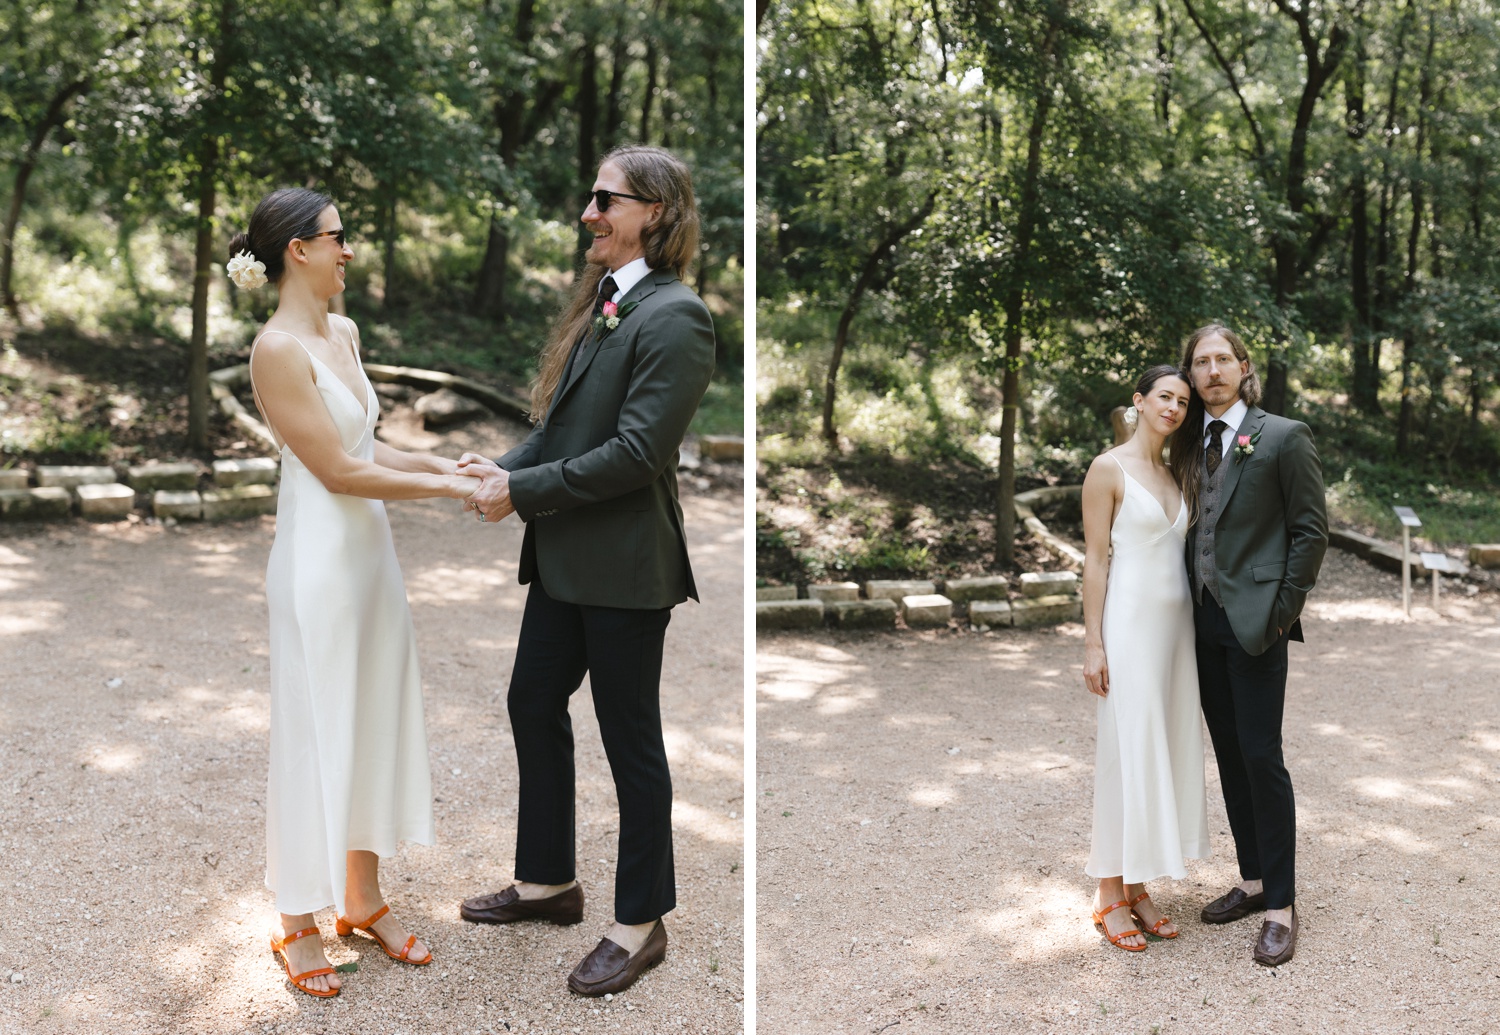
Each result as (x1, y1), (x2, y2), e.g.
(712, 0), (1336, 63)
(1, 77), (89, 316)
(995, 50), (1057, 567)
(820, 195), (936, 446)
(604, 24), (627, 152)
(188, 0), (233, 453)
(1397, 10), (1436, 458)
(1345, 34), (1379, 414)
(574, 38), (600, 270)
(472, 0), (537, 318)
(639, 40), (658, 143)
(381, 192), (398, 311)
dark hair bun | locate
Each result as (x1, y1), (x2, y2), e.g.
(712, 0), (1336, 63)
(234, 188), (333, 283)
(227, 231), (252, 262)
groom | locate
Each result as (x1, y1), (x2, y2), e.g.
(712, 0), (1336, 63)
(1177, 324), (1326, 967)
(457, 145), (715, 995)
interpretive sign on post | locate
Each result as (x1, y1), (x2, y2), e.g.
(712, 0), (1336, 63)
(1393, 506), (1422, 617)
(1420, 551), (1453, 607)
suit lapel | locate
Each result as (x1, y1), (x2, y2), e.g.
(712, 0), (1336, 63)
(1216, 405), (1265, 514)
(550, 271), (668, 414)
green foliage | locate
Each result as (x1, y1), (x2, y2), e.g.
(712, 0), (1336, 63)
(3, 0), (743, 447)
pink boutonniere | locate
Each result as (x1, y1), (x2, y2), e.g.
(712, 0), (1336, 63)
(1233, 428), (1262, 462)
(593, 298), (639, 337)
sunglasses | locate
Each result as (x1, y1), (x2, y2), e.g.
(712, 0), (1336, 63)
(301, 227), (346, 247)
(588, 189), (659, 212)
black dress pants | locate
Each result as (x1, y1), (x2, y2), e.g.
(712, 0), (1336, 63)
(1194, 593), (1296, 909)
(507, 580), (675, 925)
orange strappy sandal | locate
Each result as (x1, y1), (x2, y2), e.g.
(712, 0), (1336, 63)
(1092, 899), (1147, 952)
(1128, 891), (1179, 939)
(270, 926), (341, 997)
(336, 905), (433, 966)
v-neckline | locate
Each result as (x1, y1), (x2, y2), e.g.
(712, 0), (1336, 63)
(1117, 462), (1184, 528)
(306, 349), (370, 421)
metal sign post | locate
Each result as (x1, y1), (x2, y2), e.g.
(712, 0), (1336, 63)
(1393, 506), (1422, 617)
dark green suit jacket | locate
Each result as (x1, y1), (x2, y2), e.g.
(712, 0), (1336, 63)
(498, 269), (716, 610)
(1186, 407), (1329, 656)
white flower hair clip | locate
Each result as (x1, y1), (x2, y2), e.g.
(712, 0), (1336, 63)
(227, 250), (268, 290)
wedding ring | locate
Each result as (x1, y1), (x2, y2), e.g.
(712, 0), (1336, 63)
(478, 512), (486, 522)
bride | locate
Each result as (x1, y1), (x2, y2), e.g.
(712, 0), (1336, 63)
(231, 187), (485, 996)
(1080, 364), (1210, 951)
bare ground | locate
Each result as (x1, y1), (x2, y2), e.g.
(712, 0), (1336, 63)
(0, 411), (744, 1035)
(757, 548), (1500, 1034)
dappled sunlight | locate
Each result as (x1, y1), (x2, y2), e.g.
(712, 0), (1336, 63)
(0, 599), (62, 635)
(1358, 823), (1434, 854)
(909, 784), (955, 808)
(971, 879), (1095, 959)
(663, 726), (741, 776)
(83, 742), (144, 773)
(1350, 775), (1454, 808)
(1310, 599), (1411, 623)
(672, 798), (742, 846)
(758, 645), (862, 702)
(1473, 731), (1500, 753)
(405, 563), (514, 605)
(817, 688), (878, 714)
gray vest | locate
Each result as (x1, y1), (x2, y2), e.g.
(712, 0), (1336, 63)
(1193, 441), (1232, 606)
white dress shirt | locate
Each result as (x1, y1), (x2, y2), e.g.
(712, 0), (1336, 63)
(1204, 398), (1249, 455)
(606, 257), (652, 303)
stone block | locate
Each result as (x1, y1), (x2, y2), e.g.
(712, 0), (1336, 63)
(755, 600), (825, 630)
(830, 598), (898, 629)
(0, 487), (71, 521)
(901, 593), (953, 628)
(864, 579), (935, 603)
(202, 485), (277, 520)
(77, 483), (135, 519)
(212, 457), (279, 487)
(1011, 594), (1083, 628)
(1470, 544), (1500, 570)
(128, 462), (198, 492)
(807, 582), (860, 604)
(0, 469), (28, 490)
(152, 490), (202, 520)
(942, 576), (1009, 604)
(970, 600), (1013, 629)
(415, 388), (486, 428)
(35, 465), (116, 491)
(756, 585), (799, 601)
(700, 435), (744, 461)
(1020, 571), (1080, 598)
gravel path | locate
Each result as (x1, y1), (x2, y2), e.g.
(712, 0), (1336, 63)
(0, 411), (744, 1035)
(757, 548), (1500, 1033)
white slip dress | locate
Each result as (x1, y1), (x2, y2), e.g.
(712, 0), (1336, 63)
(1086, 453), (1210, 882)
(251, 315), (434, 916)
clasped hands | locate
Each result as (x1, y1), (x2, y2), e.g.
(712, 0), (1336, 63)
(456, 452), (515, 523)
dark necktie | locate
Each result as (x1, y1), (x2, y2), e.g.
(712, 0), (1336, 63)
(594, 275), (619, 315)
(562, 275), (619, 392)
(1206, 419), (1227, 475)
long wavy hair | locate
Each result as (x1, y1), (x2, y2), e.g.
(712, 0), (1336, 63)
(528, 145), (701, 422)
(1168, 323), (1261, 524)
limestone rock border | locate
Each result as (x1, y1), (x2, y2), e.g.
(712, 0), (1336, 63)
(757, 483), (1486, 634)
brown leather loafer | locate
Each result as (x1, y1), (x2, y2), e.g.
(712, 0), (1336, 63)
(459, 884), (584, 926)
(1253, 908), (1297, 967)
(1200, 886), (1267, 925)
(567, 920), (667, 997)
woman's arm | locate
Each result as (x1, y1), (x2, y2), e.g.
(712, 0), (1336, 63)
(251, 334), (478, 501)
(1080, 454), (1121, 698)
(373, 439), (458, 476)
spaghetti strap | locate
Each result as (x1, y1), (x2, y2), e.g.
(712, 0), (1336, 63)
(248, 329), (318, 451)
